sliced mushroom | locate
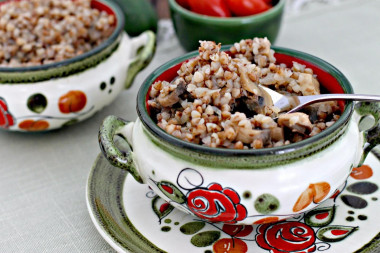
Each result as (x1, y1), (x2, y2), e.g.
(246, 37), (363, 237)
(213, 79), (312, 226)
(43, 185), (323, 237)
(157, 81), (186, 107)
(238, 66), (273, 112)
(239, 65), (261, 95)
(304, 101), (338, 122)
(270, 127), (284, 142)
(278, 112), (313, 134)
(239, 66), (272, 100)
(235, 123), (271, 145)
(253, 129), (271, 145)
(235, 128), (254, 144)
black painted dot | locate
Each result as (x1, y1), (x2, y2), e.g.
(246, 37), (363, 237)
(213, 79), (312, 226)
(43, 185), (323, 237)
(27, 93), (47, 113)
(108, 89), (112, 94)
(110, 76), (115, 85)
(174, 222), (179, 225)
(348, 210), (355, 215)
(100, 82), (106, 90)
(372, 197), (378, 201)
(243, 191), (251, 199)
(358, 215), (367, 221)
(341, 194), (368, 209)
(346, 216), (355, 222)
(205, 251), (212, 253)
(161, 226), (171, 232)
(347, 182), (378, 195)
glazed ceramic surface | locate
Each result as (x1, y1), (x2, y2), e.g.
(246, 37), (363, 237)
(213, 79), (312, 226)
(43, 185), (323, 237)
(0, 0), (155, 131)
(99, 46), (380, 225)
(87, 142), (380, 253)
(168, 0), (285, 51)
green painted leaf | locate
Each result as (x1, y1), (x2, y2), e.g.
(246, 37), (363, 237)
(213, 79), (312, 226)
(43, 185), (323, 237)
(191, 231), (221, 247)
(317, 225), (358, 242)
(152, 196), (174, 222)
(254, 193), (280, 214)
(157, 181), (186, 204)
(62, 119), (78, 127)
(180, 221), (206, 235)
(305, 206), (335, 227)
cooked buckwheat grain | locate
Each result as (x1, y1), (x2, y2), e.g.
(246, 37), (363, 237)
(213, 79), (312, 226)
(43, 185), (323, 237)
(148, 39), (341, 149)
(0, 0), (115, 67)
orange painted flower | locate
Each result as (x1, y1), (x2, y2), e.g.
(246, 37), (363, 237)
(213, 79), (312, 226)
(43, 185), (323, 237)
(213, 238), (248, 253)
(19, 119), (49, 131)
(293, 182), (331, 212)
(58, 90), (87, 113)
(253, 216), (280, 225)
(350, 165), (373, 180)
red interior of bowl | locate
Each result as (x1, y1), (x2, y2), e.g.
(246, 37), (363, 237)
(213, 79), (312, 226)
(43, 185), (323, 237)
(274, 53), (345, 94)
(146, 52), (346, 113)
(91, 0), (115, 16)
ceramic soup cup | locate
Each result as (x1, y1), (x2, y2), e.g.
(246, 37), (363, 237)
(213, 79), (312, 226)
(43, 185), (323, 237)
(99, 46), (380, 225)
(0, 0), (155, 132)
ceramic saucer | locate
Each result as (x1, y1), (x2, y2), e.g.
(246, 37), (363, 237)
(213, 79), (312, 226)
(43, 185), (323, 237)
(86, 140), (380, 253)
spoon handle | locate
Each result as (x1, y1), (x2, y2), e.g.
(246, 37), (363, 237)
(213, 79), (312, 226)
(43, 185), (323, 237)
(289, 94), (380, 113)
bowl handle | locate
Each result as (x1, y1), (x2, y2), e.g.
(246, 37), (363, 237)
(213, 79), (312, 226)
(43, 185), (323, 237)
(124, 30), (156, 89)
(355, 101), (380, 165)
(99, 115), (143, 183)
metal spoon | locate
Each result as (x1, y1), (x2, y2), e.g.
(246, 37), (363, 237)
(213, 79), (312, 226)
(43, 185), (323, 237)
(259, 85), (380, 113)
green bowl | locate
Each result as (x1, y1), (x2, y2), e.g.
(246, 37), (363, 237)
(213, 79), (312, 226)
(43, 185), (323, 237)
(168, 0), (286, 51)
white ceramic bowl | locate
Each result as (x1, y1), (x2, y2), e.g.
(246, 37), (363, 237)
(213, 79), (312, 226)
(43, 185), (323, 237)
(0, 0), (155, 131)
(99, 46), (380, 225)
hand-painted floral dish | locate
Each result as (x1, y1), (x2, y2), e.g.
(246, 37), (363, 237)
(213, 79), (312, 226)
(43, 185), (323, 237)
(86, 140), (380, 253)
(0, 0), (155, 131)
(99, 45), (380, 225)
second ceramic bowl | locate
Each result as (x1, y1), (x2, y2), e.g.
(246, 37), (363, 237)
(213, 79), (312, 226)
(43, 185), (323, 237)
(0, 0), (155, 131)
(168, 0), (285, 51)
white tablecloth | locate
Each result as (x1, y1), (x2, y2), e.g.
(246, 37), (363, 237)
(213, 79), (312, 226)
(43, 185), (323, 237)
(1, 1), (379, 252)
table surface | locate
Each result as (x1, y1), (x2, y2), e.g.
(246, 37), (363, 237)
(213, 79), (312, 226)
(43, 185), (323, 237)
(1, 1), (379, 252)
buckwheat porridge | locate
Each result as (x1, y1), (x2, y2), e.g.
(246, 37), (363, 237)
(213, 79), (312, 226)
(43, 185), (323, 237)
(0, 0), (115, 67)
(148, 39), (341, 149)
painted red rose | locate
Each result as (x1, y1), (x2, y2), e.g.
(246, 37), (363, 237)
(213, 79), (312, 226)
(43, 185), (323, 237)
(256, 221), (316, 253)
(213, 238), (248, 253)
(0, 97), (15, 129)
(186, 183), (247, 223)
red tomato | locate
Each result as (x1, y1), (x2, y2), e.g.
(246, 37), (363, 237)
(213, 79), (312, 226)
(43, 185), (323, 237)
(188, 0), (231, 17)
(225, 0), (272, 16)
(176, 0), (190, 9)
